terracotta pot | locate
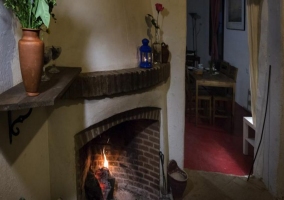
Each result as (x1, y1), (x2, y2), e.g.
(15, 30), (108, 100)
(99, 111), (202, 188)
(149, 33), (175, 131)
(18, 28), (43, 96)
(167, 160), (188, 200)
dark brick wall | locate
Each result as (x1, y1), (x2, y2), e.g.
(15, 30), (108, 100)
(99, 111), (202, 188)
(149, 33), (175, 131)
(77, 120), (160, 199)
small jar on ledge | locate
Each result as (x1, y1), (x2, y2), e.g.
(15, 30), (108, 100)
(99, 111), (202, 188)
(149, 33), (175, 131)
(161, 42), (169, 63)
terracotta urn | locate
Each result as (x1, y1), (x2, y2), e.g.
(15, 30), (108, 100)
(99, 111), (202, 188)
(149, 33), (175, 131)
(167, 160), (188, 200)
(18, 28), (43, 96)
(162, 42), (170, 63)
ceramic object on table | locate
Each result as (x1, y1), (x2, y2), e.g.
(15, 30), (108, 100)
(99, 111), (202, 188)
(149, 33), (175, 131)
(18, 28), (43, 96)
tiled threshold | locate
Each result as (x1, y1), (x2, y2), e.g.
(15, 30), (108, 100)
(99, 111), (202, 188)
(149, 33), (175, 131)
(182, 169), (274, 200)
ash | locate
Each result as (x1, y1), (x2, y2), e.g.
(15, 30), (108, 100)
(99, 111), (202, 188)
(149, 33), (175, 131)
(114, 189), (148, 200)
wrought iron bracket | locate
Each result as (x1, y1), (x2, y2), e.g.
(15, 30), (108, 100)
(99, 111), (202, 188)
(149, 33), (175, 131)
(8, 108), (33, 144)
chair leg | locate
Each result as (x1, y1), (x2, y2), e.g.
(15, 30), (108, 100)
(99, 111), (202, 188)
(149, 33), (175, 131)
(213, 99), (215, 125)
(209, 99), (212, 124)
(195, 97), (213, 125)
(243, 118), (249, 155)
(230, 102), (234, 130)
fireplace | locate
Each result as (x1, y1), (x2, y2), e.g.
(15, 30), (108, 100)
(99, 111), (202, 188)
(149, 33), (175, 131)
(75, 107), (161, 200)
(44, 64), (172, 199)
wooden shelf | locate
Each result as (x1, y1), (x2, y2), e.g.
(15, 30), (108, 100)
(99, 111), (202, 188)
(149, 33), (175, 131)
(0, 67), (81, 111)
(243, 116), (256, 155)
(245, 138), (255, 147)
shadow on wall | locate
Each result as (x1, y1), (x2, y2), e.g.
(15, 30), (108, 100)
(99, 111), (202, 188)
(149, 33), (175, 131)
(45, 0), (155, 72)
(46, 13), (91, 72)
(145, 7), (170, 45)
(0, 2), (15, 93)
(45, 2), (118, 72)
(159, 7), (170, 43)
(0, 108), (48, 164)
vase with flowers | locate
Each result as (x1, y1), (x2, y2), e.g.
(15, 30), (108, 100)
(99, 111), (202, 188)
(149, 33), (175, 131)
(148, 3), (164, 64)
(4, 0), (57, 96)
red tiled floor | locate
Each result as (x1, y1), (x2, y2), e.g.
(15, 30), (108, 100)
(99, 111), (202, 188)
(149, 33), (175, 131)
(184, 103), (254, 176)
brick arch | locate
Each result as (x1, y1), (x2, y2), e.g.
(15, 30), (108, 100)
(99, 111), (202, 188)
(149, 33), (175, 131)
(75, 107), (161, 150)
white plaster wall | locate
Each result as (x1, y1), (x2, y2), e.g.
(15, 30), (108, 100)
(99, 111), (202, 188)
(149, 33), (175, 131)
(0, 2), (23, 89)
(46, 0), (153, 72)
(254, 0), (284, 198)
(0, 108), (50, 200)
(156, 0), (186, 168)
(278, 1), (284, 195)
(0, 1), (14, 93)
(223, 1), (250, 109)
(46, 0), (186, 199)
(0, 2), (50, 199)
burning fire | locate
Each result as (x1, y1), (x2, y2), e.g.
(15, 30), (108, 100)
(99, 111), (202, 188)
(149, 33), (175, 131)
(103, 148), (108, 168)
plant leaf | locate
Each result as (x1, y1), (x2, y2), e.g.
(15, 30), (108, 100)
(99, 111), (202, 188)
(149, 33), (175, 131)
(35, 0), (50, 27)
(32, 0), (39, 15)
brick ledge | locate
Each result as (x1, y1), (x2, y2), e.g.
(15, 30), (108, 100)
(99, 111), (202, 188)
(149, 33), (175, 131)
(63, 63), (170, 99)
(75, 107), (160, 150)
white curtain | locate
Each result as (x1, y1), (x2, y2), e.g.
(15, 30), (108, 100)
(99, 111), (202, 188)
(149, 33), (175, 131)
(248, 0), (284, 196)
(247, 0), (264, 180)
(247, 0), (263, 126)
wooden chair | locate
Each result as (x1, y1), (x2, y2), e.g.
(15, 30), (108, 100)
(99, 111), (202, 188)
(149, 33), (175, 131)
(212, 65), (238, 125)
(219, 61), (230, 75)
(227, 64), (238, 81)
(196, 91), (212, 124)
(186, 73), (212, 124)
(186, 50), (200, 67)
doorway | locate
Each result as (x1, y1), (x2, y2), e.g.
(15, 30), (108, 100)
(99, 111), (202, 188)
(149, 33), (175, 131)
(185, 0), (253, 176)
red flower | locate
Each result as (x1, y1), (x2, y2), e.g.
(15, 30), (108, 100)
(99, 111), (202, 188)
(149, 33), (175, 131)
(147, 3), (165, 29)
(155, 3), (164, 13)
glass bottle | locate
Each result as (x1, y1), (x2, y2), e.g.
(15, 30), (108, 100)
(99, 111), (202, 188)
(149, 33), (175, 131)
(152, 28), (162, 64)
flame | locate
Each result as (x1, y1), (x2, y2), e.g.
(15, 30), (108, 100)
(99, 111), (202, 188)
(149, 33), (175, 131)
(103, 148), (108, 168)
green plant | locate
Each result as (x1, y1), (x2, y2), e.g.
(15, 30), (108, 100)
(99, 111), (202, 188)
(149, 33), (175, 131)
(4, 0), (57, 29)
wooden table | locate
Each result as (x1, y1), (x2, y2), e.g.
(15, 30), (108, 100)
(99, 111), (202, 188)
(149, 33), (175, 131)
(188, 70), (236, 125)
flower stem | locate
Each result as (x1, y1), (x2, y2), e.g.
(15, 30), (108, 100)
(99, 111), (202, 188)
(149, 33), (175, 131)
(156, 13), (159, 29)
(29, 2), (32, 28)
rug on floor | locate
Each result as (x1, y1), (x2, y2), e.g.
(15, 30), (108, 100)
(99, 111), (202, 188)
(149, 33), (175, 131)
(184, 112), (254, 175)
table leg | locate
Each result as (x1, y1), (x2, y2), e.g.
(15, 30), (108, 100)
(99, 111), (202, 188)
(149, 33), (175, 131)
(231, 84), (236, 128)
(243, 117), (249, 155)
